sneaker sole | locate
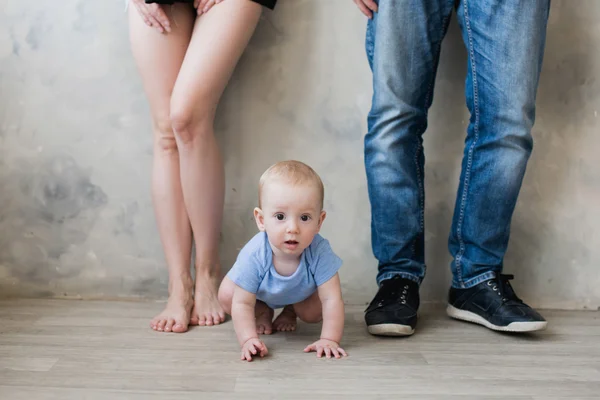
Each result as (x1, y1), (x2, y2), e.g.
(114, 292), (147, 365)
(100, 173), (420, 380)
(446, 305), (548, 333)
(367, 323), (415, 336)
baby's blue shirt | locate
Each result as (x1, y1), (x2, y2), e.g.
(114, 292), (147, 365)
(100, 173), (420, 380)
(226, 231), (343, 309)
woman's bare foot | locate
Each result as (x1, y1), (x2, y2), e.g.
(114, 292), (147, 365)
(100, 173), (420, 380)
(273, 305), (297, 332)
(255, 301), (274, 335)
(150, 280), (194, 333)
(190, 272), (226, 326)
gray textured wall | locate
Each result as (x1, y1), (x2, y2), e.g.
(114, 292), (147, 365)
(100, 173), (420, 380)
(0, 1), (598, 309)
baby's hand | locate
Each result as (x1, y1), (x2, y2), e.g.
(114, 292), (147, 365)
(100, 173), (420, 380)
(304, 339), (347, 359)
(241, 337), (268, 362)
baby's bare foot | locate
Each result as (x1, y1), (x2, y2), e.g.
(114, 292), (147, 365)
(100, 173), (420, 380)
(273, 305), (297, 332)
(256, 302), (274, 335)
(150, 284), (193, 333)
(190, 274), (226, 326)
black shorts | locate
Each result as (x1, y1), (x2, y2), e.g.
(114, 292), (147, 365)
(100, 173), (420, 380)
(145, 0), (276, 10)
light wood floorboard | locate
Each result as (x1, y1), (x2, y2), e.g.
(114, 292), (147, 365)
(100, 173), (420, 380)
(0, 299), (598, 399)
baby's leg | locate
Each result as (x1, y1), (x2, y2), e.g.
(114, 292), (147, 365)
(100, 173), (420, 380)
(218, 277), (273, 334)
(255, 301), (274, 335)
(273, 305), (297, 332)
(273, 291), (322, 332)
(293, 291), (323, 323)
(217, 276), (236, 315)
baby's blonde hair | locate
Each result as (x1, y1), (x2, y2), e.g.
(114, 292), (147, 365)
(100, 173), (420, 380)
(258, 160), (324, 209)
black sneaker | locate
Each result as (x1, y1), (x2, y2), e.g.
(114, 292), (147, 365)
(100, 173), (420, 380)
(365, 276), (420, 336)
(447, 274), (547, 332)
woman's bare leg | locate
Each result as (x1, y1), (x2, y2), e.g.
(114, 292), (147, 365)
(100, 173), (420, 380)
(129, 4), (196, 333)
(169, 0), (262, 326)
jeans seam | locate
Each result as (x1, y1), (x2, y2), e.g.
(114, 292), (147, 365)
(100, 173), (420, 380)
(411, 144), (421, 259)
(365, 19), (375, 69)
(412, 10), (451, 262)
(455, 0), (479, 287)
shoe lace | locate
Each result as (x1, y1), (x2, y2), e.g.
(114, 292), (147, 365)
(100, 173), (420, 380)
(487, 274), (522, 303)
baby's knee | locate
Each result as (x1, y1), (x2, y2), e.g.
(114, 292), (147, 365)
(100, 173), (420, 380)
(295, 305), (322, 324)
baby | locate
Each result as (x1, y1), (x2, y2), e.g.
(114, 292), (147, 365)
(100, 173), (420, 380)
(218, 160), (346, 361)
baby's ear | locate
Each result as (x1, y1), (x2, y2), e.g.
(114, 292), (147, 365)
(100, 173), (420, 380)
(317, 210), (327, 230)
(254, 207), (266, 231)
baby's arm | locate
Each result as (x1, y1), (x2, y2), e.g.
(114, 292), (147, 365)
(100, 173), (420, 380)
(232, 286), (268, 361)
(304, 273), (347, 358)
(319, 273), (345, 343)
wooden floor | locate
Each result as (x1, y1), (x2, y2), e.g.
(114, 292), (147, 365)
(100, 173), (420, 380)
(0, 300), (599, 399)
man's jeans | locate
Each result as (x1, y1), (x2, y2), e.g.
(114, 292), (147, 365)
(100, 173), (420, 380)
(364, 0), (550, 288)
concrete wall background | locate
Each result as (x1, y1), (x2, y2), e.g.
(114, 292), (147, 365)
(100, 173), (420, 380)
(0, 0), (598, 309)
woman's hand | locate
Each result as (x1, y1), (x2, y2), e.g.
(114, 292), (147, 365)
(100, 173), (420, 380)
(131, 0), (171, 33)
(353, 0), (378, 19)
(195, 0), (226, 16)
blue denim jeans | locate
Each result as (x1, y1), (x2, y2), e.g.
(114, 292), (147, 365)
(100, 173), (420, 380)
(365, 0), (550, 289)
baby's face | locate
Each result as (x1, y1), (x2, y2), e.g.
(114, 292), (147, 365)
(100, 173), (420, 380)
(255, 180), (325, 259)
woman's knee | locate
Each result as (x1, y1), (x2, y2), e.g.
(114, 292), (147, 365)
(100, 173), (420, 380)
(153, 116), (178, 153)
(169, 99), (215, 145)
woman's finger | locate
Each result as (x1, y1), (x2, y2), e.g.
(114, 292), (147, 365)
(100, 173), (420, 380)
(197, 0), (209, 14)
(203, 0), (216, 13)
(354, 0), (373, 18)
(363, 0), (378, 12)
(148, 4), (170, 32)
(133, 2), (153, 27)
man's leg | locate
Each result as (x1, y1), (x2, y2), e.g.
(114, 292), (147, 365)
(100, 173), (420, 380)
(364, 0), (455, 336)
(447, 0), (550, 332)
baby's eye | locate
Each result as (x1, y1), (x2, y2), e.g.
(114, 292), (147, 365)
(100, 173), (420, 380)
(275, 213), (285, 221)
(300, 215), (311, 222)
